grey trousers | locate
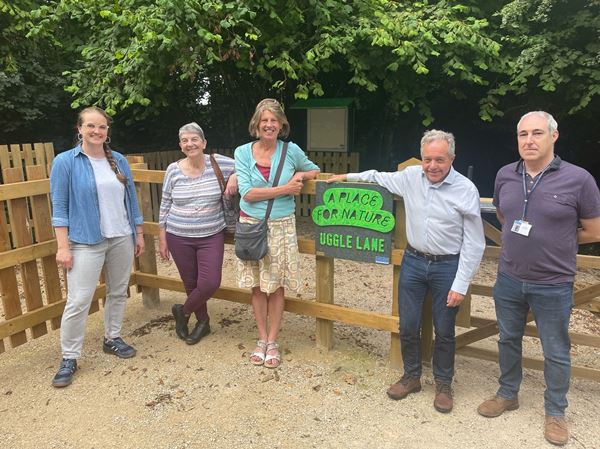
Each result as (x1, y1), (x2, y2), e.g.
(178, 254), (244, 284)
(61, 236), (134, 359)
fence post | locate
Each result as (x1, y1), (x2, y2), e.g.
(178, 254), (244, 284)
(129, 157), (160, 307)
(315, 254), (334, 349)
(391, 198), (406, 369)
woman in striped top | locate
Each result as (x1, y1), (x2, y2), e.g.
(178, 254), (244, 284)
(159, 122), (237, 345)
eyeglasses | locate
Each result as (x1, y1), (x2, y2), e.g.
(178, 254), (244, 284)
(180, 137), (203, 144)
(83, 123), (109, 131)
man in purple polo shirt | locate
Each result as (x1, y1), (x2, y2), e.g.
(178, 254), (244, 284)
(477, 111), (600, 445)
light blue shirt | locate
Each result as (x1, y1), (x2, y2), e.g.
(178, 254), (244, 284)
(50, 145), (144, 245)
(347, 165), (485, 294)
(235, 140), (320, 219)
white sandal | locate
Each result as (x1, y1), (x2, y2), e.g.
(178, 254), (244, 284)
(264, 341), (281, 369)
(250, 340), (267, 366)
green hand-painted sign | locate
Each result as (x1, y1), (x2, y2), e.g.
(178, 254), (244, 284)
(313, 182), (395, 264)
(312, 187), (395, 233)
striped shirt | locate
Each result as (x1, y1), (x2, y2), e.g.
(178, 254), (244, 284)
(159, 154), (235, 238)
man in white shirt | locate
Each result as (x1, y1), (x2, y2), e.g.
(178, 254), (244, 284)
(328, 130), (485, 412)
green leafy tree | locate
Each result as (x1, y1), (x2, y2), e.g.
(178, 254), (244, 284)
(28, 0), (504, 125)
(0, 1), (71, 136)
(480, 0), (600, 120)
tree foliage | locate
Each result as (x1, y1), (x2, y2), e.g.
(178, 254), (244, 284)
(1, 1), (72, 134)
(26, 0), (505, 125)
(1, 0), (598, 146)
(480, 0), (600, 120)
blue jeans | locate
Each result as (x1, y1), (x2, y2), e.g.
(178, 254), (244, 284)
(494, 272), (573, 416)
(398, 252), (459, 383)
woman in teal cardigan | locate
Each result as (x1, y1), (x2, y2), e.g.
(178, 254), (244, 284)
(234, 98), (320, 369)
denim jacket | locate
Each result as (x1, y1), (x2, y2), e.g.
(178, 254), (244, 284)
(50, 145), (143, 244)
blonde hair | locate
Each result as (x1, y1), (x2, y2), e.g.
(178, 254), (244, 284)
(77, 106), (126, 185)
(248, 98), (290, 139)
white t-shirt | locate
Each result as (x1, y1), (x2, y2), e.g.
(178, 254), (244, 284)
(88, 156), (131, 238)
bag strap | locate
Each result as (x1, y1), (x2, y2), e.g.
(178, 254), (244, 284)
(210, 153), (226, 194)
(264, 141), (288, 221)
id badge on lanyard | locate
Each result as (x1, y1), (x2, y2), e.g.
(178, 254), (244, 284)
(511, 165), (548, 237)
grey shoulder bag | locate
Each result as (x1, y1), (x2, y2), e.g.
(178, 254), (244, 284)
(234, 142), (288, 261)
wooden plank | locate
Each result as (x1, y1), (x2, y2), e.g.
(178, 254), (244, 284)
(131, 168), (165, 184)
(1, 185), (27, 348)
(483, 220), (502, 245)
(4, 168), (47, 339)
(390, 195), (407, 369)
(0, 191), (27, 347)
(315, 255), (334, 349)
(0, 240), (57, 270)
(573, 283), (600, 307)
(471, 284), (493, 297)
(577, 298), (600, 313)
(577, 254), (600, 269)
(33, 143), (46, 168)
(0, 179), (50, 201)
(132, 161), (159, 307)
(44, 142), (55, 177)
(457, 284), (600, 349)
(22, 144), (35, 171)
(456, 287), (472, 328)
(9, 144), (23, 173)
(0, 144), (10, 171)
(470, 316), (600, 348)
(483, 246), (501, 259)
(135, 272), (401, 332)
(457, 346), (600, 382)
(26, 165), (63, 329)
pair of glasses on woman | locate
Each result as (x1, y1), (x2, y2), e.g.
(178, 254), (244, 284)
(83, 123), (109, 131)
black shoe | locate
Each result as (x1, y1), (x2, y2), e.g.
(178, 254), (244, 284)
(172, 304), (190, 340)
(52, 358), (77, 388)
(103, 337), (136, 358)
(186, 320), (210, 345)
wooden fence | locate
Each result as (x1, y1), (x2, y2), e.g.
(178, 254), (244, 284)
(1, 147), (600, 383)
(134, 148), (360, 221)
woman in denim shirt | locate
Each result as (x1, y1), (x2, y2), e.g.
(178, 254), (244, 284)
(49, 106), (144, 388)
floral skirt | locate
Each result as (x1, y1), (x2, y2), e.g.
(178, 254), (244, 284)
(236, 213), (301, 294)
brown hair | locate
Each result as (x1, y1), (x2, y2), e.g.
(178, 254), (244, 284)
(77, 106), (126, 185)
(248, 98), (290, 139)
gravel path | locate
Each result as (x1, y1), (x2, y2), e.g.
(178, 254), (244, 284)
(1, 221), (599, 449)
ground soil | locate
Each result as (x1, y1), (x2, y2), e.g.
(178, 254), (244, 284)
(1, 218), (599, 449)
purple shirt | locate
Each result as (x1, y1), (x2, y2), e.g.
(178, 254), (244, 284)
(494, 156), (600, 283)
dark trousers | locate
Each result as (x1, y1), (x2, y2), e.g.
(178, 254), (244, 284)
(166, 231), (224, 320)
(398, 252), (459, 383)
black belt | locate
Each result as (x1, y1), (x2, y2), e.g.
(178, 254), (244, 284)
(405, 244), (459, 262)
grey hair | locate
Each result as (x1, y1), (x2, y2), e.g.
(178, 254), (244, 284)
(420, 129), (455, 157)
(517, 111), (558, 134)
(178, 122), (205, 140)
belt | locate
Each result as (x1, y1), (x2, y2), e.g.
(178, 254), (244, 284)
(405, 244), (459, 262)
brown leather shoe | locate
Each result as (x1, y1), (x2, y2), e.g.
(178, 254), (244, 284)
(477, 395), (519, 417)
(434, 382), (453, 413)
(545, 416), (569, 446)
(386, 375), (421, 400)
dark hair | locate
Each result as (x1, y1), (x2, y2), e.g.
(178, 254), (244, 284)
(77, 106), (126, 185)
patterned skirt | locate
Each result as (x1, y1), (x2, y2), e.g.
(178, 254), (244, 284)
(236, 213), (301, 294)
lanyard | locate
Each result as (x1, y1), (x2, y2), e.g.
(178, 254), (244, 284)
(521, 165), (549, 220)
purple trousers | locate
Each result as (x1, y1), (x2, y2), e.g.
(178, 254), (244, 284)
(166, 231), (224, 320)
